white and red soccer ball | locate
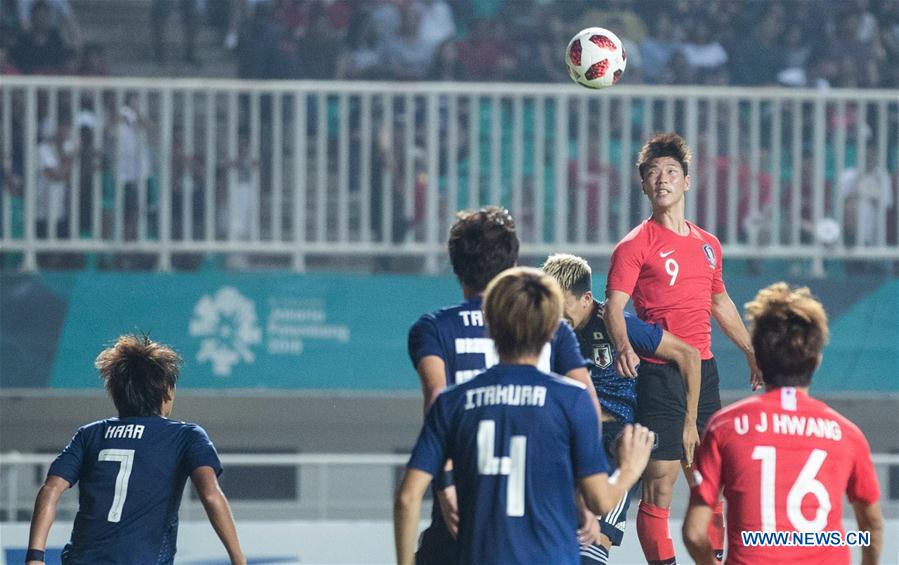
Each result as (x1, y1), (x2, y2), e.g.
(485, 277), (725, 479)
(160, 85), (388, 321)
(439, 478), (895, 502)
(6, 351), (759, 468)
(566, 27), (627, 89)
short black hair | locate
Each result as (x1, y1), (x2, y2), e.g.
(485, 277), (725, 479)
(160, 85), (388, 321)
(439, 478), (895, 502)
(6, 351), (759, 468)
(447, 206), (519, 292)
(636, 132), (691, 180)
(95, 334), (181, 417)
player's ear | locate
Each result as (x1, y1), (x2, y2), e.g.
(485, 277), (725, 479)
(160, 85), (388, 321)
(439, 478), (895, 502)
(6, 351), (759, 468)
(684, 174), (691, 192)
(583, 290), (593, 304)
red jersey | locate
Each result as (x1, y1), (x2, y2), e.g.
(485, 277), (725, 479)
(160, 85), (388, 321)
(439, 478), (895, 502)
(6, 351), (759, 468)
(607, 219), (724, 361)
(692, 388), (881, 565)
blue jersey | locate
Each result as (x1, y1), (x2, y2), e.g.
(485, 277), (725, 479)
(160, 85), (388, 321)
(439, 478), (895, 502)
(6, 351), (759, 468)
(409, 365), (609, 565)
(408, 296), (588, 385)
(576, 300), (663, 423)
(47, 416), (222, 565)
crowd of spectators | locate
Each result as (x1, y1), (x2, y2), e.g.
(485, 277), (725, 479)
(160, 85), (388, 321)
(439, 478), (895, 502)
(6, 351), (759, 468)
(222, 0), (899, 88)
(1, 0), (898, 88)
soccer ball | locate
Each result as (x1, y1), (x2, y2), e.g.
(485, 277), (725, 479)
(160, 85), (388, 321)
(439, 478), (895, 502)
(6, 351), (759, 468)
(566, 27), (627, 89)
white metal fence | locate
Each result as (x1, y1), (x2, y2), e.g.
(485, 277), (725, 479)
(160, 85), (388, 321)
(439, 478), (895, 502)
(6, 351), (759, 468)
(1, 77), (897, 271)
(1, 452), (897, 522)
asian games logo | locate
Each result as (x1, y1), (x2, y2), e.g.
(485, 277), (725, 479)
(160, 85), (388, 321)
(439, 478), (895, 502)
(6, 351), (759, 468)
(189, 287), (262, 376)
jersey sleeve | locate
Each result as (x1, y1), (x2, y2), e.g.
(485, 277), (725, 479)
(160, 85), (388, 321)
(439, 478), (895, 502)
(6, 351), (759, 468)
(690, 417), (724, 507)
(407, 391), (451, 476)
(846, 430), (881, 505)
(623, 311), (663, 356)
(550, 320), (589, 374)
(710, 237), (725, 295)
(570, 390), (609, 478)
(47, 427), (87, 486)
(182, 424), (223, 477)
(606, 236), (645, 297)
(408, 314), (443, 369)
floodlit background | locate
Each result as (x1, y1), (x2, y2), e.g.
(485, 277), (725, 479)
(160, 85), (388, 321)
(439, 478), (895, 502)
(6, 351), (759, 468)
(1, 0), (897, 563)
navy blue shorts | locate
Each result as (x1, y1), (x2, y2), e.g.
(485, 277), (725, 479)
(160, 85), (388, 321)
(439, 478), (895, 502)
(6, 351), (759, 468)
(597, 418), (640, 547)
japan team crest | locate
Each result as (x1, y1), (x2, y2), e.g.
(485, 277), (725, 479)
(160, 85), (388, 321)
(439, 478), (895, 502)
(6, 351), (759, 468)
(702, 243), (716, 268)
(593, 344), (613, 369)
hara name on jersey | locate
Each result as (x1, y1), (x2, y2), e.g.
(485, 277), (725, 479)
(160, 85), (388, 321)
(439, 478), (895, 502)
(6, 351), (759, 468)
(47, 416), (222, 565)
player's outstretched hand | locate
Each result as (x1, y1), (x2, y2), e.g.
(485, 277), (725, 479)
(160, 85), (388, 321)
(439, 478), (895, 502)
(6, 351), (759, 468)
(436, 484), (460, 539)
(682, 422), (699, 467)
(616, 347), (641, 379)
(616, 424), (654, 484)
(746, 349), (764, 391)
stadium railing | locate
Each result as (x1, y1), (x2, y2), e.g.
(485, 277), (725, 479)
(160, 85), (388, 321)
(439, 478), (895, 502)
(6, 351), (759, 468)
(1, 77), (897, 272)
(1, 452), (897, 522)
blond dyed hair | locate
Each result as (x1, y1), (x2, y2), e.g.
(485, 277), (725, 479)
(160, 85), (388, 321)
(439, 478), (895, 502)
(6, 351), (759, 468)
(484, 267), (563, 360)
(744, 282), (829, 387)
(541, 253), (593, 296)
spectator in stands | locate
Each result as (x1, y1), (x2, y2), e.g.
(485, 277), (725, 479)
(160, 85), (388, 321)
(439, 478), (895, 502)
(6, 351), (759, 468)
(418, 0), (455, 58)
(115, 93), (151, 242)
(10, 0), (74, 74)
(78, 42), (108, 76)
(151, 0), (200, 66)
(879, 0), (899, 88)
(36, 117), (75, 240)
(16, 0), (81, 50)
(336, 3), (384, 79)
(729, 2), (785, 85)
(639, 12), (680, 85)
(380, 2), (436, 80)
(840, 146), (894, 249)
(236, 1), (278, 79)
(681, 18), (728, 85)
(223, 128), (258, 245)
(834, 5), (885, 88)
(1, 0), (23, 50)
(536, 11), (572, 83)
(300, 0), (344, 79)
(456, 18), (515, 81)
(0, 45), (21, 75)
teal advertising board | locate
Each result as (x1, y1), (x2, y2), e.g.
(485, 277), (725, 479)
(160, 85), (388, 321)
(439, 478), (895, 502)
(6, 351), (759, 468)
(1, 272), (897, 392)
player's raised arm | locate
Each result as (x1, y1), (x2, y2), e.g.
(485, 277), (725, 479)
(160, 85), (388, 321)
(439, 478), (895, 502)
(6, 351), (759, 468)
(26, 475), (70, 565)
(604, 290), (640, 378)
(191, 466), (246, 565)
(710, 290), (763, 390)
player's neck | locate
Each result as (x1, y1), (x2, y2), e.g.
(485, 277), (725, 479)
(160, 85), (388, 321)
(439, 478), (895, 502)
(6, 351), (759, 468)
(461, 284), (482, 300)
(499, 353), (541, 366)
(651, 207), (689, 235)
(765, 385), (810, 395)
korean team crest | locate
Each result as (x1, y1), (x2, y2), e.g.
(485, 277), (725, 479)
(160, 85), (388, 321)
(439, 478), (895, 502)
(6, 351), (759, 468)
(702, 244), (716, 268)
(593, 344), (613, 369)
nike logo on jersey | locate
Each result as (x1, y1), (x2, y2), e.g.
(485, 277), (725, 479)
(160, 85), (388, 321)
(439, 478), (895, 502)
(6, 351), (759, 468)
(659, 249), (675, 257)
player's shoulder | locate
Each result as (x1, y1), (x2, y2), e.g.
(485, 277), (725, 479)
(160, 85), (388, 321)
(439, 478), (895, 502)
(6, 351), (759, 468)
(813, 399), (870, 444)
(615, 219), (653, 247)
(688, 221), (722, 246)
(412, 297), (477, 327)
(545, 371), (588, 391)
